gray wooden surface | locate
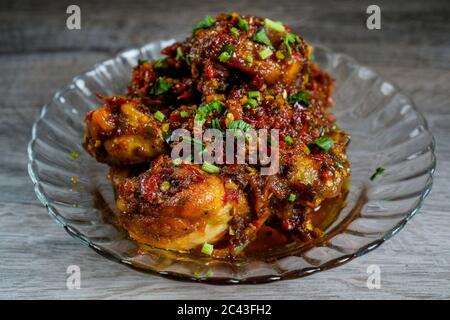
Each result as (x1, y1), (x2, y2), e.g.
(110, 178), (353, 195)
(1, 0), (449, 299)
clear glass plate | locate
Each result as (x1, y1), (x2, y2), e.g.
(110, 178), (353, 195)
(27, 40), (436, 284)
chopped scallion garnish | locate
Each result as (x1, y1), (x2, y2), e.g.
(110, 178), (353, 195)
(370, 167), (385, 181)
(312, 137), (334, 152)
(253, 28), (273, 47)
(288, 90), (310, 106)
(284, 136), (294, 144)
(202, 162), (220, 174)
(264, 18), (285, 33)
(175, 47), (184, 61)
(258, 47), (273, 59)
(219, 51), (231, 62)
(180, 110), (190, 118)
(288, 193), (297, 202)
(248, 91), (261, 99)
(246, 98), (258, 108)
(70, 152), (80, 160)
(193, 15), (215, 33)
(237, 16), (250, 32)
(153, 110), (165, 122)
(150, 77), (171, 95)
(201, 243), (214, 255)
(230, 27), (240, 37)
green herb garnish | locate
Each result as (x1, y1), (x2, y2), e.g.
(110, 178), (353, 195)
(264, 18), (285, 33)
(194, 100), (225, 125)
(284, 136), (294, 145)
(150, 77), (171, 95)
(288, 90), (310, 106)
(230, 27), (240, 37)
(180, 110), (190, 118)
(193, 15), (215, 33)
(153, 110), (165, 122)
(229, 119), (253, 132)
(211, 119), (222, 130)
(201, 242), (214, 255)
(253, 28), (273, 47)
(219, 51), (231, 62)
(248, 91), (261, 99)
(312, 137), (334, 152)
(288, 193), (297, 202)
(283, 33), (299, 55)
(237, 16), (249, 32)
(70, 152), (80, 160)
(175, 47), (184, 61)
(245, 98), (258, 108)
(245, 55), (253, 64)
(153, 58), (166, 69)
(201, 162), (220, 174)
(218, 44), (235, 62)
(258, 47), (273, 60)
(370, 167), (385, 181)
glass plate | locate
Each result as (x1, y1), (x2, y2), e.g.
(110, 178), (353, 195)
(27, 40), (436, 284)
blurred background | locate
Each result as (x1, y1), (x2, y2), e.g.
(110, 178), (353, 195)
(0, 0), (449, 299)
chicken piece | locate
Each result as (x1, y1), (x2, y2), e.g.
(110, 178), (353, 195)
(188, 14), (309, 88)
(117, 156), (250, 251)
(83, 96), (166, 166)
(288, 132), (350, 206)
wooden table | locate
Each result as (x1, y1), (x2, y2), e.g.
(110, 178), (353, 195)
(1, 0), (449, 299)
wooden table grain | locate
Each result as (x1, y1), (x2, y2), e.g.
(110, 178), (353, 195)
(0, 0), (449, 299)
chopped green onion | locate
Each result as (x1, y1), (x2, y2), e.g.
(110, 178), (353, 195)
(70, 152), (80, 160)
(370, 167), (385, 181)
(283, 33), (299, 56)
(211, 118), (222, 130)
(153, 58), (166, 69)
(201, 242), (214, 255)
(230, 27), (240, 36)
(180, 110), (190, 118)
(229, 119), (253, 132)
(219, 51), (231, 62)
(153, 110), (165, 122)
(312, 137), (334, 152)
(193, 15), (215, 33)
(222, 44), (235, 54)
(288, 90), (310, 106)
(194, 100), (225, 125)
(284, 136), (294, 144)
(245, 55), (253, 64)
(202, 162), (220, 174)
(160, 181), (170, 191)
(218, 44), (235, 62)
(253, 28), (273, 47)
(138, 58), (148, 65)
(246, 98), (258, 108)
(264, 18), (285, 33)
(258, 47), (273, 60)
(150, 77), (171, 95)
(288, 193), (297, 202)
(237, 16), (249, 32)
(248, 91), (261, 99)
(175, 47), (184, 61)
